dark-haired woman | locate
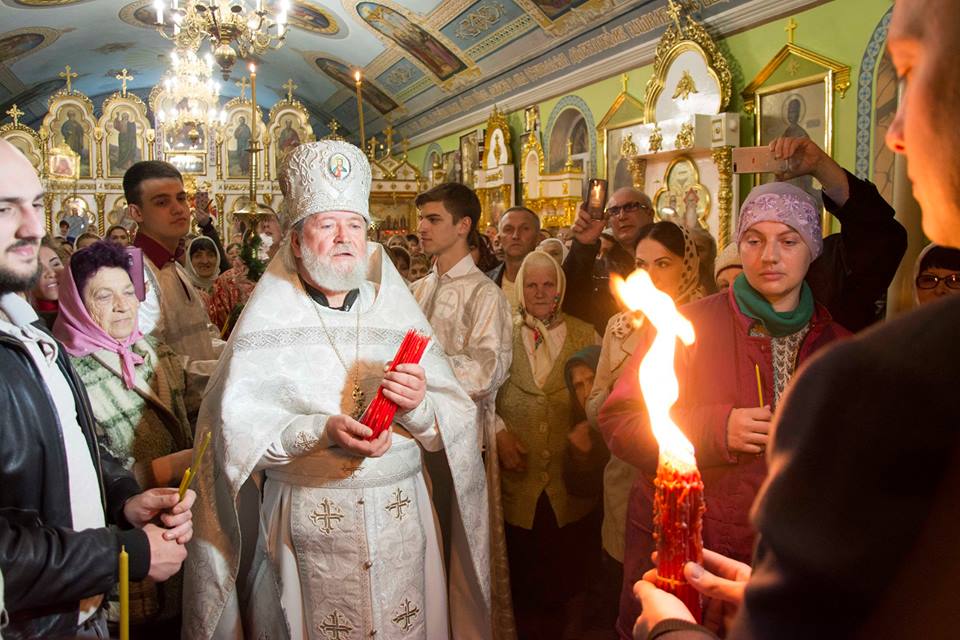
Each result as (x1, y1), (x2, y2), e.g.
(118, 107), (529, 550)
(913, 243), (960, 306)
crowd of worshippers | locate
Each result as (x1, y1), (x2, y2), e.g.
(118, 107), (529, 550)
(3, 7), (960, 633)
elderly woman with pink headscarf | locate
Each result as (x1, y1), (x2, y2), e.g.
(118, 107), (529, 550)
(599, 182), (852, 638)
(52, 240), (194, 630)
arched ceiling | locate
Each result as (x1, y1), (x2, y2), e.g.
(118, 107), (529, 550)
(0, 0), (762, 143)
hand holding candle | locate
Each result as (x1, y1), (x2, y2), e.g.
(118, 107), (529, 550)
(359, 329), (431, 440)
(178, 431), (212, 501)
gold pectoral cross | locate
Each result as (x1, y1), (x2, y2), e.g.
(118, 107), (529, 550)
(351, 383), (366, 420)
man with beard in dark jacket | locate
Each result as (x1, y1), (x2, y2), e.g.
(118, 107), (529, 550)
(0, 140), (195, 639)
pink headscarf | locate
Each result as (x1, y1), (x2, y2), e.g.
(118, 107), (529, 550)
(52, 257), (144, 389)
(737, 181), (823, 259)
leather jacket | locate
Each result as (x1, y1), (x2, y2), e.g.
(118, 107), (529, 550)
(0, 324), (150, 640)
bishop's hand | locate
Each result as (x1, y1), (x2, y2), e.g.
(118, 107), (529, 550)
(327, 414), (392, 457)
(381, 362), (427, 414)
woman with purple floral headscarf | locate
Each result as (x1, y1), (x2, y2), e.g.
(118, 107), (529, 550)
(599, 182), (852, 638)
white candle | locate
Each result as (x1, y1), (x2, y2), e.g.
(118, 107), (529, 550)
(154, 0), (163, 24)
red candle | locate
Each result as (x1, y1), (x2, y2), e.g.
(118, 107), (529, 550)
(653, 458), (704, 621)
(612, 269), (702, 621)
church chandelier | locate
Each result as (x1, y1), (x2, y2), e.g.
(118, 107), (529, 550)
(153, 0), (288, 80)
(155, 47), (227, 147)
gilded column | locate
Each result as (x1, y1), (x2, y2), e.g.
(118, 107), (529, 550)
(215, 193), (227, 240)
(629, 157), (647, 192)
(94, 192), (106, 235)
(94, 127), (104, 179)
(711, 146), (733, 250)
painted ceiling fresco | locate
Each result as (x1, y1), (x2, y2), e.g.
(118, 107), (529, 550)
(0, 0), (744, 141)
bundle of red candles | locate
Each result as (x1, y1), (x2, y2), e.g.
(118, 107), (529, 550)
(360, 329), (431, 440)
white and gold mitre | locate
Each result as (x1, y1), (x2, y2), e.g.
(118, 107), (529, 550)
(278, 139), (371, 228)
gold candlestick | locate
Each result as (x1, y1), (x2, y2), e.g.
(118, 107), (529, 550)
(248, 63), (259, 206)
(354, 71), (366, 146)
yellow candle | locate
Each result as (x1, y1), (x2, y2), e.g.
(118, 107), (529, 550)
(755, 363), (764, 407)
(119, 546), (129, 640)
(177, 467), (192, 501)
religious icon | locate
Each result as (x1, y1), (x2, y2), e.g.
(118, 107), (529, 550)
(277, 117), (302, 159)
(328, 153), (350, 180)
(270, 0), (338, 34)
(48, 144), (79, 181)
(228, 115), (252, 178)
(53, 107), (91, 177)
(758, 80), (826, 200)
(529, 0), (589, 21)
(314, 58), (399, 114)
(0, 32), (44, 63)
(107, 108), (142, 176)
(357, 3), (467, 81)
(459, 130), (479, 188)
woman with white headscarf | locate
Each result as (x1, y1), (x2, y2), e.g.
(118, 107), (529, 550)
(182, 236), (222, 311)
(495, 250), (599, 638)
(599, 182), (851, 637)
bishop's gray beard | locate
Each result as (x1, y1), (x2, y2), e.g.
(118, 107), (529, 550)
(300, 242), (367, 293)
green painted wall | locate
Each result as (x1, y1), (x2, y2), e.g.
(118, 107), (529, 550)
(407, 0), (891, 223)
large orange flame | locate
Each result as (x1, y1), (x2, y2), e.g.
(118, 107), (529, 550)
(612, 269), (697, 471)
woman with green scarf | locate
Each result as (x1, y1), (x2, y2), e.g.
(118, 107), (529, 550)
(599, 181), (851, 638)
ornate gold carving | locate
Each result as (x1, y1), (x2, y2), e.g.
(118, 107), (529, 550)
(93, 127), (104, 178)
(648, 125), (663, 153)
(629, 157), (647, 192)
(115, 68), (133, 97)
(712, 146), (734, 250)
(620, 133), (638, 158)
(643, 0), (732, 121)
(673, 69), (699, 100)
(741, 44), (852, 108)
(785, 18), (798, 45)
(653, 155), (710, 230)
(454, 3), (505, 40)
(483, 105), (512, 165)
(94, 193), (106, 235)
(675, 122), (694, 149)
(215, 193), (226, 237)
(5, 104), (24, 127)
(58, 65), (78, 93)
(282, 78), (298, 102)
(308, 498), (344, 535)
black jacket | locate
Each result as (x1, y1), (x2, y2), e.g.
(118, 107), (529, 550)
(0, 323), (150, 639)
(563, 172), (907, 335)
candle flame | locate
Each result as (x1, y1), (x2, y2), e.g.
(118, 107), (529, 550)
(613, 269), (697, 470)
(354, 71), (361, 82)
(248, 63), (256, 74)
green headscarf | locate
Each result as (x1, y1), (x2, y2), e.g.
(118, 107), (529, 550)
(732, 272), (814, 337)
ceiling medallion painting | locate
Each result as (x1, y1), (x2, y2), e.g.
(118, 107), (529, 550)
(357, 2), (468, 82)
(0, 27), (60, 66)
(314, 57), (399, 114)
(270, 0), (340, 36)
(10, 0), (85, 5)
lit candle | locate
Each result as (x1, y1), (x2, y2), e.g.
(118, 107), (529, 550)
(354, 71), (366, 146)
(119, 546), (129, 640)
(249, 63), (257, 139)
(613, 269), (703, 621)
(154, 0), (163, 24)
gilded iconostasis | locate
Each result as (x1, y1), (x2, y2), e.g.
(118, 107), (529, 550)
(0, 0), (896, 243)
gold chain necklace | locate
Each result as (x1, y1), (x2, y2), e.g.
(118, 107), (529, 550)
(311, 294), (365, 419)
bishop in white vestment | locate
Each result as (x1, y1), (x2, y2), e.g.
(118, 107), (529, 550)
(182, 141), (490, 640)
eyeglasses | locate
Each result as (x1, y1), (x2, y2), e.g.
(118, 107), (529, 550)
(605, 201), (651, 219)
(916, 273), (960, 290)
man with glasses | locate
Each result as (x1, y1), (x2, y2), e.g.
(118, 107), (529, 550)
(563, 188), (654, 333)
